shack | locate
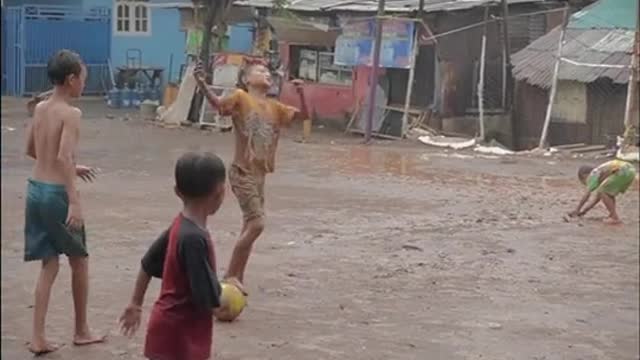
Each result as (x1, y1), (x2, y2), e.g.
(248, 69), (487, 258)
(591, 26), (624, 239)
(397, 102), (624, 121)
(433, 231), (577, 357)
(233, 0), (563, 140)
(512, 0), (637, 149)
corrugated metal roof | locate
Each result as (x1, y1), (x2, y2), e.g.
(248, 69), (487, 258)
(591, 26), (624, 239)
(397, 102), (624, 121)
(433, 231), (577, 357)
(512, 28), (633, 88)
(233, 0), (551, 13)
(569, 0), (637, 30)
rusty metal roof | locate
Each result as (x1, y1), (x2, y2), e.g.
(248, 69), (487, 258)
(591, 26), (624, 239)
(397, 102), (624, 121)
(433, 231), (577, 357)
(512, 28), (633, 88)
(233, 0), (552, 13)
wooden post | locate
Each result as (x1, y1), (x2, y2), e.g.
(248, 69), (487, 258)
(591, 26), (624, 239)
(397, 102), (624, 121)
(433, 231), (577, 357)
(538, 6), (570, 150)
(478, 5), (489, 141)
(501, 0), (512, 109)
(501, 22), (507, 109)
(302, 117), (312, 142)
(365, 0), (386, 143)
(622, 3), (639, 146)
(401, 25), (420, 138)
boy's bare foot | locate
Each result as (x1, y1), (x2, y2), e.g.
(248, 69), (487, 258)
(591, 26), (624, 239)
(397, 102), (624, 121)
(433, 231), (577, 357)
(603, 217), (622, 225)
(72, 332), (107, 346)
(224, 277), (248, 296)
(27, 341), (61, 356)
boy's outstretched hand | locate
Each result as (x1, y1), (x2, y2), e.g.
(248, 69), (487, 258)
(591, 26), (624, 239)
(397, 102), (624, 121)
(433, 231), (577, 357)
(76, 165), (98, 183)
(119, 304), (142, 338)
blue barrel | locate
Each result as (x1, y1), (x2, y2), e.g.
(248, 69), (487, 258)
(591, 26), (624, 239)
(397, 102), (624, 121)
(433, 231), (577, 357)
(107, 88), (121, 108)
(121, 88), (131, 108)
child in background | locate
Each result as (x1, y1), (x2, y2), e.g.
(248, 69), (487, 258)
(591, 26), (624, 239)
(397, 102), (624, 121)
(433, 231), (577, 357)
(119, 152), (226, 360)
(569, 159), (637, 225)
(24, 49), (103, 355)
(193, 62), (309, 294)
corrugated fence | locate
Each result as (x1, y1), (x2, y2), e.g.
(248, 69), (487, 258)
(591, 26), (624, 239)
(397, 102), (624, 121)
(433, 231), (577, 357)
(3, 5), (111, 96)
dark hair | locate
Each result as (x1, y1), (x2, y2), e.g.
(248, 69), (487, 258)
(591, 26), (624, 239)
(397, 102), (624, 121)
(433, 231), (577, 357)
(175, 152), (226, 199)
(578, 165), (594, 179)
(236, 62), (269, 91)
(236, 63), (256, 91)
(47, 49), (84, 86)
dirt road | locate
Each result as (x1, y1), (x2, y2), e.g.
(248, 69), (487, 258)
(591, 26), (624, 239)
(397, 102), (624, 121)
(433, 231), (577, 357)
(2, 97), (638, 360)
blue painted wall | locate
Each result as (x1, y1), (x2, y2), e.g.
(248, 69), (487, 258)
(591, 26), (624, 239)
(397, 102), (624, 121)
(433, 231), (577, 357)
(227, 23), (254, 54)
(4, 0), (81, 6)
(111, 7), (186, 83)
(4, 0), (111, 10)
(83, 0), (110, 9)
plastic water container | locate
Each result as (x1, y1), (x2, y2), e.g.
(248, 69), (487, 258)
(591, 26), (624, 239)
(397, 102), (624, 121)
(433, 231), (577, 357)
(132, 87), (142, 108)
(140, 100), (159, 121)
(121, 88), (131, 108)
(107, 88), (121, 108)
(152, 85), (162, 102)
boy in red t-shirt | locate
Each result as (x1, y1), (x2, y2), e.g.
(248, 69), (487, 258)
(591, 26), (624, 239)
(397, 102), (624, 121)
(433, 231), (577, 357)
(119, 152), (226, 360)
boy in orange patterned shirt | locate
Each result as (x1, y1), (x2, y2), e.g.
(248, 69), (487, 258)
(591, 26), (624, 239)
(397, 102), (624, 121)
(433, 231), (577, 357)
(194, 62), (308, 294)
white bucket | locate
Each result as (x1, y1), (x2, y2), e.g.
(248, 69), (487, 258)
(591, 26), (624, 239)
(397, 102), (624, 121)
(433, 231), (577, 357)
(140, 100), (159, 121)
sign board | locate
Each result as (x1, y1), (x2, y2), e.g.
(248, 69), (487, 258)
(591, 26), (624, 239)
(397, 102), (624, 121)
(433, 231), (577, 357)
(334, 18), (414, 68)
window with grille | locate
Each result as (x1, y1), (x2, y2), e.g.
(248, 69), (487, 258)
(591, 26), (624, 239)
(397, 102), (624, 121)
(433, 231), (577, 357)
(115, 0), (150, 35)
(290, 46), (353, 86)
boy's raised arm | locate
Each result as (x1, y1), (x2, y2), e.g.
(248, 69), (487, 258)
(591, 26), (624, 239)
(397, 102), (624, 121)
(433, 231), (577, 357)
(193, 64), (222, 109)
(58, 108), (82, 229)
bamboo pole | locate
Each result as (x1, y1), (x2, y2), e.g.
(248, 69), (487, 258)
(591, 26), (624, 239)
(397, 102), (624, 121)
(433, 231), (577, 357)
(478, 5), (489, 141)
(501, 0), (512, 110)
(622, 5), (639, 147)
(538, 6), (570, 150)
(364, 0), (386, 143)
(401, 25), (420, 138)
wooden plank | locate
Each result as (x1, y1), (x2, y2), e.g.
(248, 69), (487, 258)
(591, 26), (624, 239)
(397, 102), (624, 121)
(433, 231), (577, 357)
(344, 102), (362, 134)
(348, 128), (402, 140)
(570, 145), (607, 153)
(555, 143), (586, 150)
(384, 104), (424, 115)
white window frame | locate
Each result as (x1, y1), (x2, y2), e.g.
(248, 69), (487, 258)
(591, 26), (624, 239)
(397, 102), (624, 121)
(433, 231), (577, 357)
(114, 0), (151, 36)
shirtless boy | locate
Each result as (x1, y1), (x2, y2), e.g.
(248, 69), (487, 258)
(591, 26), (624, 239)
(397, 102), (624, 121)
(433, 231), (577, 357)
(24, 49), (104, 355)
(194, 62), (309, 294)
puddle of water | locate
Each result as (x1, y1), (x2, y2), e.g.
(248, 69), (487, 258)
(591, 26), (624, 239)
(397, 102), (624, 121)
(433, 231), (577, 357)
(323, 146), (516, 188)
(319, 145), (629, 193)
(328, 146), (422, 178)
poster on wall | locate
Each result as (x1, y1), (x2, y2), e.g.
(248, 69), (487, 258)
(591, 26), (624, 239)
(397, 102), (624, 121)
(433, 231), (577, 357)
(186, 29), (203, 56)
(334, 18), (414, 69)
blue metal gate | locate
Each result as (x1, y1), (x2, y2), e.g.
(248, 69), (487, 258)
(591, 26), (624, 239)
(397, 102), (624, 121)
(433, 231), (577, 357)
(4, 5), (111, 96)
(2, 7), (6, 95)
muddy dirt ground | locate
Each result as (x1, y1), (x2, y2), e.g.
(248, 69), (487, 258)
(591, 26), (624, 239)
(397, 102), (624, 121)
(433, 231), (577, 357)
(1, 97), (639, 360)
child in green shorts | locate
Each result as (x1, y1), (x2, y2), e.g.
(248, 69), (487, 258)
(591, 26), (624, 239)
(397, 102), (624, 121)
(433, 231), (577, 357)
(569, 159), (637, 225)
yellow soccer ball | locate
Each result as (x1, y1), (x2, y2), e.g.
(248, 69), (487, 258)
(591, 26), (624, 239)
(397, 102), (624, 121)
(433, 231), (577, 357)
(214, 282), (247, 322)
